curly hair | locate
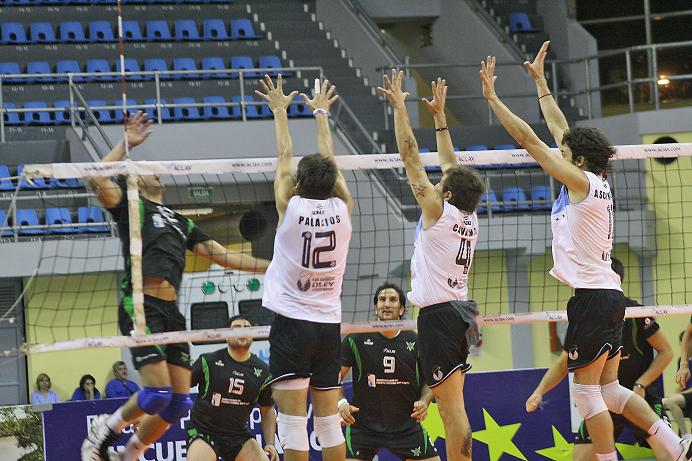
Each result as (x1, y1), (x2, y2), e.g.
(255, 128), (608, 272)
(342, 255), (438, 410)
(296, 154), (338, 199)
(562, 127), (615, 177)
(443, 166), (485, 213)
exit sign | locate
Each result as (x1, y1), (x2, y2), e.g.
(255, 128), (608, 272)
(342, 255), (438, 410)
(188, 186), (213, 200)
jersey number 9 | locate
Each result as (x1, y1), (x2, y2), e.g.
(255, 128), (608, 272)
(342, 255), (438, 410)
(383, 356), (395, 374)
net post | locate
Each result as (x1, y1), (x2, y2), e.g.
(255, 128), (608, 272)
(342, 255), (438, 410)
(126, 174), (146, 335)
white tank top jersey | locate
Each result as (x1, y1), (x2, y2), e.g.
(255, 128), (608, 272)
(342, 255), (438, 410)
(408, 201), (479, 308)
(549, 171), (621, 290)
(263, 195), (352, 323)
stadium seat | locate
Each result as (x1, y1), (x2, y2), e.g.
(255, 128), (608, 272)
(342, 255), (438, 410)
(56, 60), (85, 83)
(174, 20), (200, 41)
(23, 102), (52, 125)
(0, 165), (15, 191)
(144, 98), (171, 121)
(232, 96), (261, 119)
(2, 103), (21, 126)
(531, 185), (552, 210)
(201, 57), (227, 79)
(145, 20), (172, 41)
(54, 100), (75, 125)
(59, 22), (87, 43)
(230, 56), (258, 78)
(0, 210), (11, 237)
(1, 23), (28, 44)
(116, 58), (146, 81)
(3, 0), (30, 5)
(494, 144), (515, 150)
(123, 21), (144, 41)
(27, 61), (54, 83)
(203, 19), (228, 40)
(86, 59), (115, 82)
(86, 100), (113, 123)
(508, 12), (538, 33)
(172, 58), (200, 79)
(0, 62), (22, 83)
(230, 19), (261, 40)
(477, 189), (501, 214)
(143, 58), (171, 80)
(88, 21), (115, 42)
(16, 209), (43, 235)
(30, 22), (56, 44)
(18, 165), (52, 189)
(46, 208), (78, 234)
(288, 95), (311, 118)
(114, 99), (139, 123)
(466, 144), (489, 151)
(78, 206), (110, 233)
(202, 96), (232, 120)
(54, 177), (81, 188)
(172, 98), (202, 121)
(258, 55), (283, 77)
(419, 148), (431, 152)
(502, 187), (530, 211)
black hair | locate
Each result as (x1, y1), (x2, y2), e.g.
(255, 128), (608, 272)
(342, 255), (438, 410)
(226, 314), (252, 327)
(442, 166), (485, 213)
(296, 154), (338, 199)
(610, 256), (625, 283)
(373, 282), (407, 318)
(561, 127), (615, 178)
(79, 374), (99, 394)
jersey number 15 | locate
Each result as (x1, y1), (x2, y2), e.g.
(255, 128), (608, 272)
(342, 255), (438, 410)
(228, 378), (244, 395)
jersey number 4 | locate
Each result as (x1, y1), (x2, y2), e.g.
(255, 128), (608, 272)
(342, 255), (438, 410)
(228, 378), (244, 395)
(456, 239), (473, 274)
(301, 231), (336, 269)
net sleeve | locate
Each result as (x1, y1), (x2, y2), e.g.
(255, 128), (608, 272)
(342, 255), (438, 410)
(185, 219), (211, 250)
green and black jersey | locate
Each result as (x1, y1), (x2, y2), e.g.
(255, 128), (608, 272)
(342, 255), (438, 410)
(190, 349), (273, 436)
(619, 297), (661, 398)
(342, 331), (423, 433)
(107, 177), (210, 292)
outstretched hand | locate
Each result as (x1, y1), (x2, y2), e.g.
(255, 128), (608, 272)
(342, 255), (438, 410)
(524, 40), (550, 81)
(377, 69), (409, 110)
(479, 56), (497, 100)
(300, 79), (339, 113)
(255, 74), (298, 113)
(124, 110), (154, 148)
(422, 78), (447, 115)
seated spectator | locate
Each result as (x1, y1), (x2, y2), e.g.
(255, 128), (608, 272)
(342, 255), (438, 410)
(104, 361), (140, 398)
(70, 374), (101, 401)
(30, 373), (60, 404)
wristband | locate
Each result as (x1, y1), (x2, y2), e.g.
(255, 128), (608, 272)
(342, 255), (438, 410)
(313, 108), (328, 116)
(337, 398), (349, 408)
(120, 139), (134, 150)
(633, 383), (645, 390)
(538, 93), (552, 100)
(435, 127), (448, 132)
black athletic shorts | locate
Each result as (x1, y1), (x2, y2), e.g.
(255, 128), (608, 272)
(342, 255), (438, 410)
(267, 314), (341, 389)
(345, 424), (438, 460)
(575, 394), (667, 446)
(118, 294), (191, 370)
(186, 422), (253, 461)
(417, 302), (471, 388)
(683, 392), (692, 418)
(563, 289), (626, 370)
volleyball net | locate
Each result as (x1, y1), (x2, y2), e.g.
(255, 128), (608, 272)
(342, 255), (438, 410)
(2, 142), (691, 354)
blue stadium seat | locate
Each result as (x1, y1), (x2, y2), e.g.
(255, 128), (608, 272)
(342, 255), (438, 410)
(3, 0), (30, 5)
(78, 206), (110, 233)
(86, 59), (115, 82)
(30, 22), (56, 44)
(54, 177), (81, 188)
(203, 19), (228, 40)
(477, 189), (501, 214)
(16, 209), (43, 235)
(494, 144), (515, 150)
(46, 208), (78, 234)
(18, 165), (52, 189)
(89, 21), (115, 42)
(258, 55), (283, 77)
(2, 103), (21, 126)
(116, 58), (146, 81)
(123, 21), (144, 41)
(288, 95), (310, 118)
(114, 99), (140, 123)
(174, 20), (200, 41)
(0, 62), (22, 83)
(56, 60), (85, 83)
(172, 58), (199, 79)
(59, 22), (87, 43)
(531, 185), (552, 210)
(1, 23), (28, 44)
(145, 20), (172, 41)
(202, 96), (232, 120)
(172, 98), (202, 121)
(143, 58), (171, 80)
(230, 19), (261, 40)
(24, 102), (52, 125)
(508, 12), (538, 33)
(27, 61), (55, 83)
(502, 187), (530, 211)
(86, 100), (113, 123)
(144, 98), (171, 121)
(54, 100), (75, 125)
(418, 148), (431, 152)
(0, 165), (15, 191)
(0, 210), (11, 237)
(232, 96), (261, 119)
(201, 57), (227, 79)
(466, 144), (489, 151)
(230, 56), (258, 78)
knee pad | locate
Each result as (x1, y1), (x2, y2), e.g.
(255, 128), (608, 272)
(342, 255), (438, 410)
(159, 393), (193, 424)
(572, 383), (608, 420)
(136, 386), (172, 415)
(313, 413), (344, 448)
(601, 380), (634, 414)
(277, 413), (309, 451)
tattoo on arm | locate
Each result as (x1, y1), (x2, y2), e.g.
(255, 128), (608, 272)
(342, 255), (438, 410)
(404, 136), (417, 149)
(410, 183), (426, 197)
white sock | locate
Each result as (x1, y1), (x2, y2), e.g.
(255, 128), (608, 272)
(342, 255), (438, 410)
(649, 418), (684, 458)
(123, 434), (148, 461)
(106, 408), (128, 433)
(595, 452), (618, 461)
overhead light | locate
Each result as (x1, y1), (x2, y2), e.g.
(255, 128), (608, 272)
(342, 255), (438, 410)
(657, 76), (670, 86)
(175, 207), (214, 216)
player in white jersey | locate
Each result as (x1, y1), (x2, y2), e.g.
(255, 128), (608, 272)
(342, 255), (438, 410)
(378, 72), (484, 461)
(481, 41), (692, 461)
(255, 75), (353, 461)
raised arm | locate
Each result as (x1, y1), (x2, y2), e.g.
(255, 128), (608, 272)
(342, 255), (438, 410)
(300, 79), (353, 214)
(524, 41), (570, 147)
(422, 78), (458, 174)
(192, 240), (270, 273)
(525, 352), (568, 412)
(88, 111), (153, 208)
(255, 74), (299, 224)
(480, 57), (588, 196)
(378, 70), (443, 227)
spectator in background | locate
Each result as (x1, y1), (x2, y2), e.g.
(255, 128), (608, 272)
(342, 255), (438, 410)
(31, 373), (60, 404)
(71, 374), (101, 401)
(104, 361), (140, 398)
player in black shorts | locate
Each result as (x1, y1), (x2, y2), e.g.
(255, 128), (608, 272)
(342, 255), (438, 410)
(338, 283), (440, 461)
(526, 258), (674, 460)
(664, 317), (692, 433)
(187, 315), (278, 461)
(81, 112), (270, 461)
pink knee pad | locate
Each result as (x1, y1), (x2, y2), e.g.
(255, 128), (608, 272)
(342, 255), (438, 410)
(572, 383), (608, 420)
(601, 380), (634, 414)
